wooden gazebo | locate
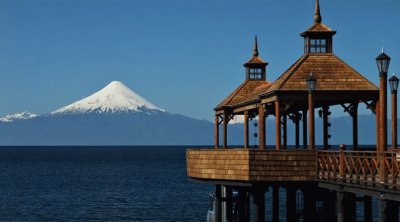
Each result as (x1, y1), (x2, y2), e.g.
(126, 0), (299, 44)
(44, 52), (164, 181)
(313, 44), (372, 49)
(214, 0), (379, 151)
(187, 0), (399, 221)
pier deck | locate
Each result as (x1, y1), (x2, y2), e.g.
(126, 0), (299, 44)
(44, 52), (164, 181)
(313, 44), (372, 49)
(187, 148), (400, 200)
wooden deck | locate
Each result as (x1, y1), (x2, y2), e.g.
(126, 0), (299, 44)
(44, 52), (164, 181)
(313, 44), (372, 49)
(187, 148), (400, 195)
(187, 149), (317, 182)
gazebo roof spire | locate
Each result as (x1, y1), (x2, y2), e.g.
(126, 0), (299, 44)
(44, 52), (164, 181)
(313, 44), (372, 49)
(314, 0), (322, 23)
(253, 35), (259, 57)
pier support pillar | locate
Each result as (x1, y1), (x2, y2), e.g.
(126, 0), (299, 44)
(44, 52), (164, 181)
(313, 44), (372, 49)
(251, 187), (265, 222)
(364, 195), (372, 222)
(303, 188), (316, 222)
(322, 191), (336, 222)
(222, 186), (233, 222)
(388, 200), (399, 222)
(237, 190), (250, 222)
(337, 191), (356, 222)
(286, 186), (296, 222)
(215, 185), (222, 222)
(379, 197), (387, 222)
(272, 185), (279, 222)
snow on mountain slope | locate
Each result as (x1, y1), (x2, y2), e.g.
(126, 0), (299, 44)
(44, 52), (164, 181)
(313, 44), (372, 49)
(51, 81), (165, 115)
(0, 111), (37, 122)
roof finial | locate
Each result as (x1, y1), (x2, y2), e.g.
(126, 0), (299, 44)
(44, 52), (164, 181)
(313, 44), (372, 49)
(382, 48), (385, 53)
(314, 0), (322, 23)
(253, 35), (259, 57)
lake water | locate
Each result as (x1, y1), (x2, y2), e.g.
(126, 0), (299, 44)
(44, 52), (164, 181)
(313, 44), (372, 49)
(0, 146), (379, 221)
(0, 146), (210, 221)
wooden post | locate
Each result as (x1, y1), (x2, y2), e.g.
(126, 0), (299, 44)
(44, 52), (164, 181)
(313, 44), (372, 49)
(352, 103), (359, 150)
(272, 185), (279, 222)
(275, 101), (281, 150)
(244, 111), (249, 149)
(259, 106), (265, 150)
(283, 115), (287, 149)
(380, 74), (388, 151)
(308, 91), (315, 149)
(323, 106), (329, 149)
(303, 109), (308, 149)
(376, 100), (381, 151)
(223, 112), (228, 149)
(364, 195), (372, 222)
(391, 92), (397, 149)
(295, 112), (300, 148)
(339, 144), (345, 179)
(215, 115), (220, 149)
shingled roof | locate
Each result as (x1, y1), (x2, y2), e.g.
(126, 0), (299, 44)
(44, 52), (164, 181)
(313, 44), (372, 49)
(215, 80), (269, 110)
(263, 53), (378, 94)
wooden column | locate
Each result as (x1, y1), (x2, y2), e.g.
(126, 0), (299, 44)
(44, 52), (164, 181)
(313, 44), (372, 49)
(282, 115), (287, 149)
(376, 100), (381, 151)
(295, 112), (300, 148)
(380, 74), (388, 151)
(244, 111), (249, 149)
(215, 115), (220, 149)
(275, 101), (281, 150)
(258, 106), (265, 150)
(223, 112), (228, 148)
(323, 106), (329, 149)
(303, 109), (308, 149)
(272, 185), (279, 222)
(364, 195), (372, 222)
(391, 91), (397, 149)
(352, 103), (359, 150)
(308, 92), (315, 149)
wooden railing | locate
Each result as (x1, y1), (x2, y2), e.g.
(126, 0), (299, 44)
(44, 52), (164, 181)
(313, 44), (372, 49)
(318, 149), (400, 189)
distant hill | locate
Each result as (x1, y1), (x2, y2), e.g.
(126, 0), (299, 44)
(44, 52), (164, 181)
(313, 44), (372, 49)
(0, 81), (396, 146)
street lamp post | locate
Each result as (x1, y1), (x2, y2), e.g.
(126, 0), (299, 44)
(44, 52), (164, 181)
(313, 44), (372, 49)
(376, 50), (391, 151)
(306, 73), (316, 149)
(389, 73), (399, 150)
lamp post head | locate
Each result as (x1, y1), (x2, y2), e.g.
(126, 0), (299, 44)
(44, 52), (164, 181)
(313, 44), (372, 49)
(306, 73), (317, 93)
(389, 73), (399, 93)
(376, 49), (391, 76)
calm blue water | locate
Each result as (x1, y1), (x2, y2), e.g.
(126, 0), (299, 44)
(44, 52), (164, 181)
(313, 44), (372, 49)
(0, 146), (381, 221)
(0, 146), (210, 221)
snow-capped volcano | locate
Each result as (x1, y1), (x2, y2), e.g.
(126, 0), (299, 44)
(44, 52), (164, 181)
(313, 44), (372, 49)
(0, 111), (37, 122)
(51, 81), (165, 115)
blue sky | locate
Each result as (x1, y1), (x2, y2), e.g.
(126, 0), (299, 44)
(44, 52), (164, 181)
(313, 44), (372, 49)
(0, 0), (399, 121)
